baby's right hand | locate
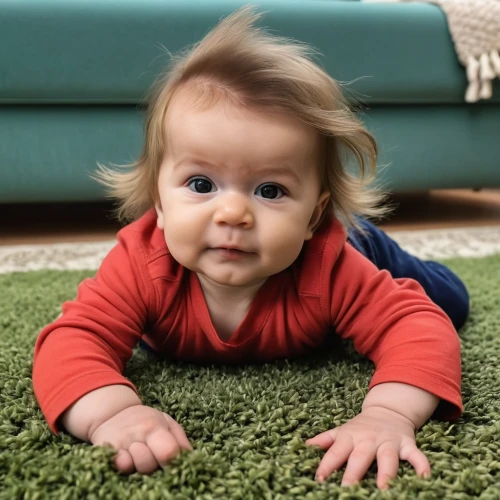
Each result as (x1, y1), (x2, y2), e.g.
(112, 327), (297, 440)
(89, 405), (193, 474)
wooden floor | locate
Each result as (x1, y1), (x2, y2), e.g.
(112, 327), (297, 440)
(1, 189), (499, 246)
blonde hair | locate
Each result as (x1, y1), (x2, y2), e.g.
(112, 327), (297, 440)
(95, 5), (389, 228)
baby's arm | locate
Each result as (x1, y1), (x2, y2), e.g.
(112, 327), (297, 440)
(362, 382), (439, 430)
(308, 242), (462, 487)
(61, 385), (192, 474)
(33, 226), (192, 474)
(61, 385), (142, 441)
(307, 382), (438, 489)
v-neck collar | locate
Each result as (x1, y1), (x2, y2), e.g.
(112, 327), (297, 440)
(189, 271), (283, 348)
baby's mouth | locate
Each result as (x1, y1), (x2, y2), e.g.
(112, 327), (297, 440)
(211, 246), (254, 259)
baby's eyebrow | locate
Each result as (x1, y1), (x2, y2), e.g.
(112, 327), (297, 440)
(253, 166), (302, 185)
(173, 159), (302, 185)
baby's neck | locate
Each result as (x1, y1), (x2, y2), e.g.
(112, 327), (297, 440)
(196, 274), (268, 341)
(196, 274), (267, 306)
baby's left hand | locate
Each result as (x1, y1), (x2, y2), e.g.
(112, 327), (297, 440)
(305, 406), (430, 489)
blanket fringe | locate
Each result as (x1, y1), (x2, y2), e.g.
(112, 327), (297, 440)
(465, 50), (500, 102)
(491, 50), (500, 74)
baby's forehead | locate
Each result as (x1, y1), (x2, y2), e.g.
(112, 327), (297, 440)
(165, 82), (259, 127)
(164, 83), (319, 147)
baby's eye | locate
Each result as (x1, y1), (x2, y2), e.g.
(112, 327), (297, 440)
(187, 177), (215, 193)
(255, 183), (284, 199)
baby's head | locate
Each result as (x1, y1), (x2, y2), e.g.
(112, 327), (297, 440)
(97, 6), (387, 285)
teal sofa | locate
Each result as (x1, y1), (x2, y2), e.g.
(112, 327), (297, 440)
(1, 0), (499, 203)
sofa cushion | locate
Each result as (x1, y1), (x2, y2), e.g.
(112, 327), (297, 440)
(2, 0), (498, 104)
(1, 104), (498, 202)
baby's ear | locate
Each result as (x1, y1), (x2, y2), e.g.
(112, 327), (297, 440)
(305, 191), (330, 240)
(155, 201), (165, 230)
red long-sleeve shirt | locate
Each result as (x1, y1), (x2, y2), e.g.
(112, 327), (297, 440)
(33, 209), (462, 433)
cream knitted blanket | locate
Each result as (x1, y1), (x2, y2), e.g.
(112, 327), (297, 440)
(364, 0), (500, 102)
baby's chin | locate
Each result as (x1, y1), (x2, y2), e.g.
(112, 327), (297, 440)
(195, 270), (269, 290)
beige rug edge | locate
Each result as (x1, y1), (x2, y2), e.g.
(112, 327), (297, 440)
(1, 225), (500, 274)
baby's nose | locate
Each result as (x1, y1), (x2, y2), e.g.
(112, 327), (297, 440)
(213, 192), (254, 228)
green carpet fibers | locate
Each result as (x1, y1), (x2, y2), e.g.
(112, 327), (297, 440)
(1, 255), (500, 499)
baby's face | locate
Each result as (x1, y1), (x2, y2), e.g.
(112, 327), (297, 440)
(155, 87), (329, 288)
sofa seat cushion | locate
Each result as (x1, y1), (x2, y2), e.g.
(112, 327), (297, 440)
(1, 104), (498, 202)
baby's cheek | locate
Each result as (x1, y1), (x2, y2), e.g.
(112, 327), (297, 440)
(266, 233), (303, 269)
(165, 210), (200, 238)
(165, 239), (197, 270)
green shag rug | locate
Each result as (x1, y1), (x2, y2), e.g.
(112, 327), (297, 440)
(1, 255), (500, 499)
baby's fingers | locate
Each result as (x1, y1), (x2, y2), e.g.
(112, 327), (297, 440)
(163, 414), (193, 451)
(129, 441), (160, 474)
(146, 427), (182, 468)
(314, 433), (354, 482)
(114, 449), (135, 474)
(400, 442), (431, 479)
(375, 442), (400, 490)
(305, 427), (338, 450)
(341, 441), (377, 487)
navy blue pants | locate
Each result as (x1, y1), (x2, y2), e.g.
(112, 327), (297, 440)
(347, 219), (469, 330)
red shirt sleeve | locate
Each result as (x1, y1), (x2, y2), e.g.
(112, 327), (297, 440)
(32, 230), (155, 434)
(321, 242), (462, 420)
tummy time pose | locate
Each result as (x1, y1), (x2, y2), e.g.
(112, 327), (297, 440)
(33, 6), (469, 490)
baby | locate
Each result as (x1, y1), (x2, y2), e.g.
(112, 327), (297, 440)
(33, 6), (469, 490)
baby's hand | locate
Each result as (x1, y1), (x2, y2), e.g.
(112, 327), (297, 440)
(305, 406), (430, 489)
(90, 405), (193, 474)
